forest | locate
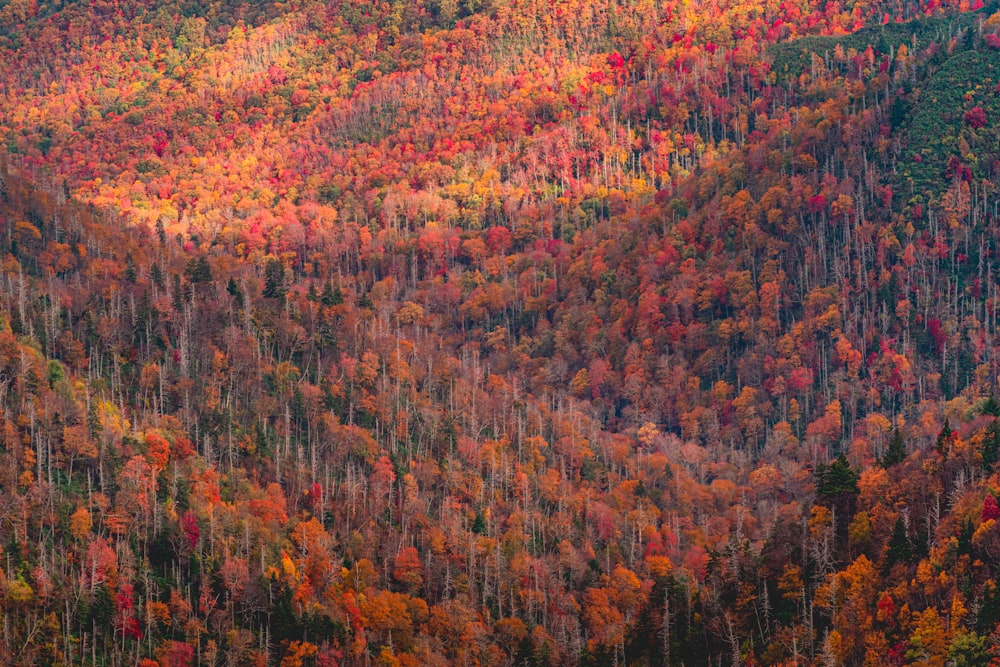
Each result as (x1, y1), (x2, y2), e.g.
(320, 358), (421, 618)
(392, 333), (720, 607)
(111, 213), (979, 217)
(1, 0), (1000, 664)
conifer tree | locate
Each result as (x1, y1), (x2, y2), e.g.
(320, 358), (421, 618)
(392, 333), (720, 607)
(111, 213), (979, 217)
(885, 517), (912, 568)
(881, 428), (906, 468)
(263, 258), (286, 300)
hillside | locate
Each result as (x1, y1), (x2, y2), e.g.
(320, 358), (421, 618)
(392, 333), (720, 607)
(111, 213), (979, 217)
(1, 0), (1000, 665)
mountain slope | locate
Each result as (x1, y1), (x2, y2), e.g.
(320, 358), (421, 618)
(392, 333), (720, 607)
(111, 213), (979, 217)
(1, 1), (1000, 666)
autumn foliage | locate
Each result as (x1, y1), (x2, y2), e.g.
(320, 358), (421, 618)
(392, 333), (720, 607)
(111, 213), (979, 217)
(1, 0), (1000, 664)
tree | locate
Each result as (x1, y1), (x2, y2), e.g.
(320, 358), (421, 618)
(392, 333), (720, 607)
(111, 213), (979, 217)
(264, 258), (287, 299)
(907, 607), (949, 664)
(885, 517), (912, 569)
(817, 454), (859, 497)
(982, 420), (1000, 471)
(185, 256), (213, 283)
(321, 282), (343, 306)
(948, 632), (990, 666)
(936, 419), (954, 454)
(983, 495), (1000, 523)
(881, 428), (906, 467)
(393, 547), (424, 593)
(965, 107), (987, 129)
(227, 277), (244, 308)
(980, 397), (1000, 417)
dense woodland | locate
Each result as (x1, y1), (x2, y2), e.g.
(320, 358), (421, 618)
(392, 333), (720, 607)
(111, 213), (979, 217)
(2, 0), (1000, 664)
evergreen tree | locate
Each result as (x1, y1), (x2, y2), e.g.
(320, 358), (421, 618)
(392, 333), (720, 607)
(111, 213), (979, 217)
(881, 428), (906, 467)
(885, 516), (912, 568)
(957, 517), (975, 557)
(125, 254), (137, 283)
(983, 419), (1000, 471)
(975, 580), (1000, 634)
(185, 256), (213, 283)
(321, 281), (343, 306)
(472, 509), (487, 535)
(817, 454), (860, 542)
(936, 418), (953, 454)
(817, 454), (859, 497)
(172, 273), (185, 312)
(263, 258), (286, 299)
(227, 277), (244, 309)
(150, 262), (164, 288)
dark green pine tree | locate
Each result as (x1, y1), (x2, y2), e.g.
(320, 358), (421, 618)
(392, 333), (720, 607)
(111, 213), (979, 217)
(263, 258), (287, 299)
(817, 454), (859, 498)
(472, 509), (487, 535)
(321, 281), (343, 306)
(317, 310), (338, 351)
(975, 580), (1000, 634)
(957, 516), (975, 557)
(124, 254), (137, 283)
(936, 418), (953, 454)
(885, 516), (912, 568)
(816, 454), (860, 543)
(227, 277), (244, 309)
(150, 262), (164, 288)
(983, 419), (1000, 472)
(172, 273), (185, 312)
(881, 428), (906, 468)
(184, 255), (213, 283)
